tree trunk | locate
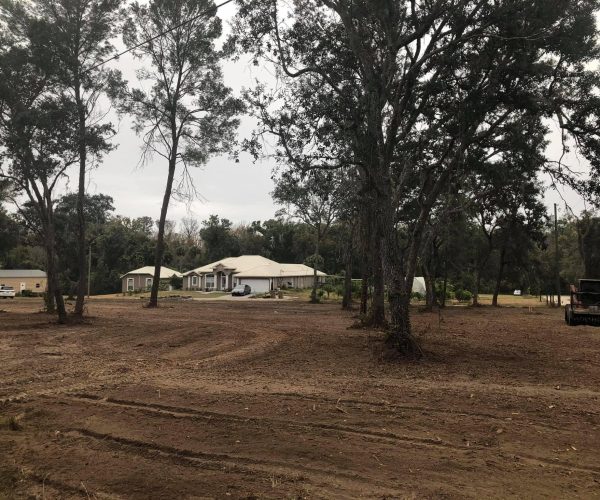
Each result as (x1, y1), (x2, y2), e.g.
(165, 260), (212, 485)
(380, 197), (423, 357)
(342, 226), (354, 310)
(370, 234), (386, 326)
(148, 157), (177, 308)
(358, 201), (371, 316)
(43, 203), (67, 323)
(46, 240), (67, 324)
(45, 253), (56, 314)
(310, 237), (320, 303)
(73, 83), (87, 318)
(473, 267), (482, 306)
(423, 268), (435, 311)
(492, 244), (507, 307)
(441, 261), (448, 308)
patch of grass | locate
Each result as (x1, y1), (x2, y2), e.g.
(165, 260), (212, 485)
(0, 415), (23, 431)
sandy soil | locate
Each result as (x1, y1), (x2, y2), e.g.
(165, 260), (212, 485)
(1, 298), (599, 499)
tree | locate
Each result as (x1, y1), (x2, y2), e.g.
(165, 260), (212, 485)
(120, 0), (243, 308)
(199, 215), (240, 262)
(233, 0), (600, 355)
(573, 211), (600, 279)
(273, 169), (345, 303)
(0, 182), (19, 265)
(53, 193), (115, 295)
(0, 43), (78, 322)
(11, 0), (124, 318)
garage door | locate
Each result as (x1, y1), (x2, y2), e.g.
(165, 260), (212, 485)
(239, 278), (270, 294)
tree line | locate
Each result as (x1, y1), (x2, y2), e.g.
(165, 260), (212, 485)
(1, 188), (598, 302)
(0, 192), (357, 294)
(2, 0), (600, 355)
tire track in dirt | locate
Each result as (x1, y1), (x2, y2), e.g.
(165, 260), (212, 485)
(61, 393), (480, 452)
(265, 391), (572, 430)
(65, 428), (400, 497)
(58, 394), (600, 477)
(27, 472), (124, 500)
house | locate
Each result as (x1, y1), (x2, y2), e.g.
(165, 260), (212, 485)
(121, 266), (183, 293)
(183, 255), (327, 293)
(0, 269), (47, 294)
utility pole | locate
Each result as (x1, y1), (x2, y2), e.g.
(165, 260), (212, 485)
(87, 244), (92, 298)
(554, 203), (561, 307)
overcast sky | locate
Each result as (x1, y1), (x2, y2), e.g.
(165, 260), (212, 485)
(78, 3), (591, 229)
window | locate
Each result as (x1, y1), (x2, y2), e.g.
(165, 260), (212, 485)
(146, 277), (153, 289)
(192, 275), (198, 287)
(205, 274), (215, 289)
(36, 283), (40, 288)
(127, 278), (134, 291)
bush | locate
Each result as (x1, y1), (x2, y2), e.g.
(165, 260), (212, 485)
(411, 291), (424, 301)
(169, 275), (183, 290)
(455, 289), (473, 302)
(19, 289), (35, 297)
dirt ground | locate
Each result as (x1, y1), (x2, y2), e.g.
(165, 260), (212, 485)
(1, 297), (599, 499)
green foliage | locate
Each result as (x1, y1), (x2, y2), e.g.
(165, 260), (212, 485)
(323, 283), (334, 298)
(454, 289), (473, 302)
(169, 274), (183, 290)
(200, 215), (240, 262)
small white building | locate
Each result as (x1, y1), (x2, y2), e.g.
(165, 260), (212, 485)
(412, 277), (426, 295)
(183, 255), (326, 294)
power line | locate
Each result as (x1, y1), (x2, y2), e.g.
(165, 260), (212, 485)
(85, 0), (235, 74)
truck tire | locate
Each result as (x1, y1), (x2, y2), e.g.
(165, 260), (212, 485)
(565, 305), (578, 326)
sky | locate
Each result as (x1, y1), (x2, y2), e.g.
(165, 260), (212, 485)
(84, 2), (279, 226)
(77, 3), (592, 229)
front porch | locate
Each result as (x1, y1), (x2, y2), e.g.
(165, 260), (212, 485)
(185, 266), (235, 292)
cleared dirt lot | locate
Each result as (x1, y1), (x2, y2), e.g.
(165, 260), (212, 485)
(1, 298), (600, 498)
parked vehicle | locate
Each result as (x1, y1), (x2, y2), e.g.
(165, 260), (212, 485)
(513, 289), (522, 296)
(565, 279), (600, 326)
(231, 284), (251, 296)
(0, 286), (16, 299)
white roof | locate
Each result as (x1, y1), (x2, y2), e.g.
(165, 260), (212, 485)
(185, 256), (326, 279)
(121, 266), (182, 279)
(185, 255), (276, 276)
(279, 263), (327, 277)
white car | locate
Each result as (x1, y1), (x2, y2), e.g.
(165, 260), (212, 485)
(513, 289), (522, 296)
(0, 286), (16, 298)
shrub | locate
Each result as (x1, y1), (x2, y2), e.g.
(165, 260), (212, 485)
(169, 275), (183, 290)
(455, 289), (473, 302)
(411, 291), (424, 301)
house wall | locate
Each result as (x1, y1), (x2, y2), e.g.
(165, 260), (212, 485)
(184, 272), (324, 291)
(0, 277), (47, 293)
(121, 274), (166, 293)
(277, 276), (324, 289)
(184, 272), (235, 291)
(184, 273), (202, 291)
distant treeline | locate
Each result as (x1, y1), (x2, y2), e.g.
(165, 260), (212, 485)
(0, 193), (355, 295)
(1, 192), (599, 298)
